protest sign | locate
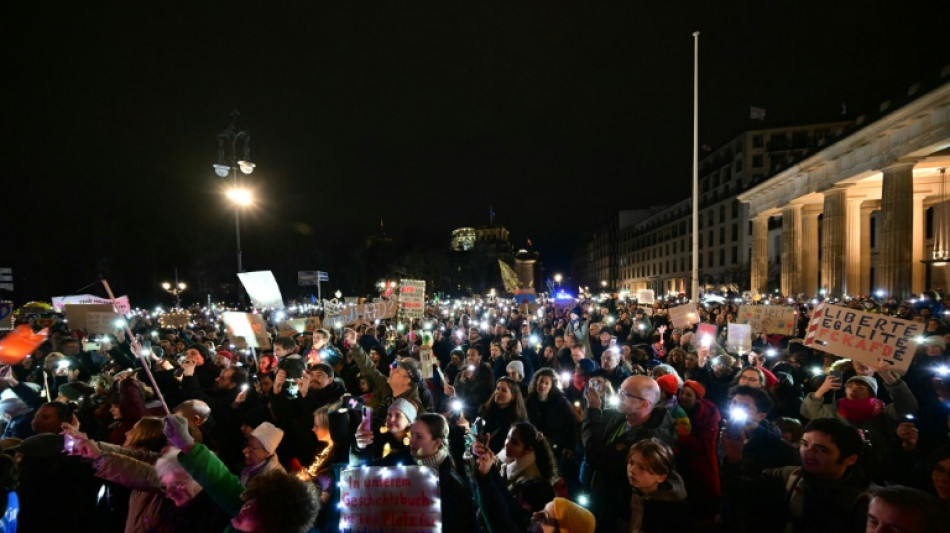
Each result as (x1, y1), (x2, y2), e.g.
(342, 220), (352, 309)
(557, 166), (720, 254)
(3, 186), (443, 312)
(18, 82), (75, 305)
(727, 323), (753, 353)
(637, 289), (655, 304)
(398, 280), (425, 321)
(803, 303), (920, 373)
(248, 313), (272, 350)
(305, 317), (322, 332)
(222, 312), (261, 349)
(86, 311), (123, 334)
(278, 318), (308, 336)
(668, 303), (700, 329)
(737, 305), (797, 336)
(160, 311), (190, 328)
(339, 466), (441, 532)
(237, 271), (285, 309)
(696, 323), (718, 341)
(0, 302), (12, 330)
(64, 304), (115, 331)
(323, 300), (345, 316)
(324, 300), (398, 329)
(53, 294), (131, 314)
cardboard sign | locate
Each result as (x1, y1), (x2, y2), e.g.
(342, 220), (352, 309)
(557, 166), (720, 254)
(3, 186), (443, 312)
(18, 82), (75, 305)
(737, 305), (797, 336)
(305, 317), (322, 332)
(339, 466), (441, 532)
(86, 311), (123, 334)
(637, 289), (655, 304)
(160, 311), (191, 328)
(668, 303), (700, 329)
(53, 294), (131, 314)
(222, 312), (262, 349)
(727, 323), (753, 353)
(419, 345), (435, 380)
(237, 271), (285, 309)
(0, 302), (12, 330)
(248, 313), (272, 350)
(804, 303), (920, 373)
(278, 318), (308, 336)
(323, 300), (345, 316)
(398, 280), (425, 321)
(323, 301), (398, 329)
(64, 304), (116, 331)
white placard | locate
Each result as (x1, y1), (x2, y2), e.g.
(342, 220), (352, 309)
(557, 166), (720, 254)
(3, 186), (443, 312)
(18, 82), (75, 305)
(237, 271), (285, 309)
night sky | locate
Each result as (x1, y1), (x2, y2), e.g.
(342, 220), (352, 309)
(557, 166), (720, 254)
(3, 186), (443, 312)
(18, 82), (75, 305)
(5, 1), (949, 304)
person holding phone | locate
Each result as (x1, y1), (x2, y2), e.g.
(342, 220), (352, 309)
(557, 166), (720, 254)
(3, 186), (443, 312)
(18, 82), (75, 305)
(801, 356), (918, 481)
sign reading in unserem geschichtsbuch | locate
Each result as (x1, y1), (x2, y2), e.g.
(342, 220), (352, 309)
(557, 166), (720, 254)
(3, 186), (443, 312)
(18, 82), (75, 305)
(803, 303), (920, 373)
(339, 465), (442, 533)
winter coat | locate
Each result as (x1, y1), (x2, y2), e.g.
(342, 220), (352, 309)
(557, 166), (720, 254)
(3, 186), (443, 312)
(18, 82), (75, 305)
(239, 452), (286, 485)
(526, 392), (578, 456)
(349, 344), (424, 431)
(91, 443), (163, 533)
(177, 443), (254, 533)
(626, 471), (691, 533)
(582, 406), (676, 533)
(478, 402), (528, 454)
(677, 398), (721, 501)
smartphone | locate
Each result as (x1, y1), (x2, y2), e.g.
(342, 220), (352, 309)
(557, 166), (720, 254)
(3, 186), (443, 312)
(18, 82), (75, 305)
(64, 434), (76, 453)
(474, 418), (488, 445)
(82, 341), (101, 352)
(829, 370), (843, 382)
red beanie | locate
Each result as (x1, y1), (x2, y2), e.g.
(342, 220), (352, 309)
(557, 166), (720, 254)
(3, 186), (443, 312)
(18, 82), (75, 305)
(683, 380), (706, 399)
(216, 350), (233, 360)
(655, 374), (680, 396)
(760, 367), (779, 388)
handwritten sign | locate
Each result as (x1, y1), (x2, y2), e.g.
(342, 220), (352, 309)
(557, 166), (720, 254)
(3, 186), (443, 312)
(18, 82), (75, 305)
(636, 289), (655, 304)
(737, 305), (797, 336)
(160, 311), (191, 328)
(803, 303), (920, 373)
(278, 318), (308, 336)
(0, 302), (12, 330)
(668, 303), (700, 330)
(305, 317), (322, 332)
(64, 304), (116, 331)
(398, 280), (426, 321)
(86, 311), (123, 335)
(222, 312), (261, 349)
(324, 301), (398, 329)
(726, 323), (753, 353)
(339, 466), (441, 532)
(248, 314), (272, 350)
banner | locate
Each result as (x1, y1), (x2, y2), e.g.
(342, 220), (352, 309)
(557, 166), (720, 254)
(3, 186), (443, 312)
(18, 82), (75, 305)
(398, 280), (425, 321)
(323, 300), (345, 316)
(636, 289), (655, 304)
(339, 466), (441, 532)
(737, 305), (797, 336)
(498, 260), (520, 293)
(668, 303), (700, 329)
(64, 304), (116, 331)
(53, 294), (131, 314)
(160, 311), (191, 328)
(0, 302), (12, 330)
(237, 271), (285, 309)
(803, 303), (920, 373)
(298, 271), (319, 286)
(726, 323), (753, 353)
(86, 311), (123, 335)
(323, 300), (398, 329)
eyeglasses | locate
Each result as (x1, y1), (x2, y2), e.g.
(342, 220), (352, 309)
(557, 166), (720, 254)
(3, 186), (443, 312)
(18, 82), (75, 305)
(618, 389), (648, 403)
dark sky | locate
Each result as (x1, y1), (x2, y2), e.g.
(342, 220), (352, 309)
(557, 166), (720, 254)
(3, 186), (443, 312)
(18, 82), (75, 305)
(4, 1), (949, 303)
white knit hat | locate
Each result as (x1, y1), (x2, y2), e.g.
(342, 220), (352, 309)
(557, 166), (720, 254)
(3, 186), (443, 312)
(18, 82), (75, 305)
(251, 422), (284, 455)
(506, 360), (525, 379)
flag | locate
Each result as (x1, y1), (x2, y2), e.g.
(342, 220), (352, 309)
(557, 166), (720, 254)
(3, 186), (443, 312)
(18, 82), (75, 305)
(527, 238), (533, 247)
(498, 260), (521, 293)
(750, 106), (766, 120)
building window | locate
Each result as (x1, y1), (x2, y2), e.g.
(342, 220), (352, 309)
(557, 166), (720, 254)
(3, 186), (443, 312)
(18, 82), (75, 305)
(735, 159), (743, 172)
(753, 134), (763, 148)
(719, 227), (726, 245)
(732, 223), (738, 240)
(708, 231), (714, 247)
(720, 249), (726, 267)
(752, 155), (763, 167)
(733, 200), (739, 218)
(732, 246), (738, 264)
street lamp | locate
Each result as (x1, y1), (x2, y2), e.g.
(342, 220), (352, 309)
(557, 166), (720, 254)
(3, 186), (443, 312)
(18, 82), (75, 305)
(214, 110), (255, 275)
(554, 273), (563, 284)
(162, 281), (187, 308)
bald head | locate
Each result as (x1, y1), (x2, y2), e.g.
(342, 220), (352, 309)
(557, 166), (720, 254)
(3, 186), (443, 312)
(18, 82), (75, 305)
(621, 375), (661, 407)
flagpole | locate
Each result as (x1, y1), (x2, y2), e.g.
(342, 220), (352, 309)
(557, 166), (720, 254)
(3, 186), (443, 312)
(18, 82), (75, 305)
(691, 31), (700, 302)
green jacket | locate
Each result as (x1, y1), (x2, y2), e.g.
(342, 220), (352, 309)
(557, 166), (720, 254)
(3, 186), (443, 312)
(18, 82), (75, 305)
(178, 443), (243, 532)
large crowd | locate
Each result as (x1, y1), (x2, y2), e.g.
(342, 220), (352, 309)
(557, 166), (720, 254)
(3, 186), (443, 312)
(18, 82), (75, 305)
(0, 291), (948, 533)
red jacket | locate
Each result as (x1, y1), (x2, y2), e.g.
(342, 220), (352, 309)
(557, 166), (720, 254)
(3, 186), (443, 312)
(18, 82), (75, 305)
(677, 398), (722, 498)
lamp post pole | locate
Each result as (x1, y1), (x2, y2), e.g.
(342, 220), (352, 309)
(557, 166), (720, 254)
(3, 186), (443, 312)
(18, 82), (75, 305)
(214, 111), (255, 306)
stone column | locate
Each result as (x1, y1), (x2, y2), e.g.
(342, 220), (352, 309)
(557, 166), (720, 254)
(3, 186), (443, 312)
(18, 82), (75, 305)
(860, 201), (880, 296)
(802, 205), (822, 296)
(781, 204), (803, 296)
(821, 187), (848, 296)
(913, 193), (926, 295)
(750, 214), (770, 294)
(844, 196), (864, 297)
(879, 162), (915, 300)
